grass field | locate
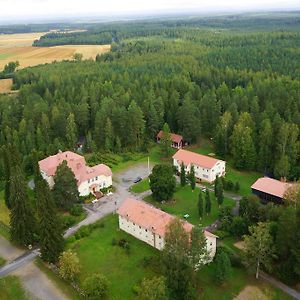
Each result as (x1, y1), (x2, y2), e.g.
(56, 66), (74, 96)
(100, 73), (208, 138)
(0, 256), (6, 267)
(0, 78), (13, 94)
(0, 276), (28, 300)
(0, 190), (10, 226)
(67, 214), (157, 300)
(130, 178), (150, 193)
(144, 185), (235, 226)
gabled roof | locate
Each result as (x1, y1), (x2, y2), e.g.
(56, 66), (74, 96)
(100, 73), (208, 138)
(251, 177), (292, 199)
(157, 131), (183, 144)
(38, 151), (112, 185)
(117, 198), (217, 239)
(173, 149), (223, 169)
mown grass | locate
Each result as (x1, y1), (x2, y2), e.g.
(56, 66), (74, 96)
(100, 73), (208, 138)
(67, 214), (157, 300)
(0, 256), (6, 267)
(0, 190), (10, 226)
(130, 178), (150, 193)
(35, 258), (83, 300)
(144, 185), (235, 226)
(0, 276), (28, 300)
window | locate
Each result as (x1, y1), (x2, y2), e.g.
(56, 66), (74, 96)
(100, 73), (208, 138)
(210, 242), (213, 246)
(145, 229), (148, 232)
(139, 226), (141, 229)
(88, 179), (90, 183)
(159, 235), (161, 239)
(96, 176), (98, 180)
(133, 223), (135, 226)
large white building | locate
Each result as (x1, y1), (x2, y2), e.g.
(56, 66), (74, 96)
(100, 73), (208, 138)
(173, 149), (226, 183)
(117, 198), (217, 261)
(38, 151), (112, 196)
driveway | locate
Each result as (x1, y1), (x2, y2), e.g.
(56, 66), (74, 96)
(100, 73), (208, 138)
(64, 162), (153, 238)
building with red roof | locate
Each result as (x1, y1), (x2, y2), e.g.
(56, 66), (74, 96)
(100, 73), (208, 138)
(39, 151), (112, 196)
(156, 130), (185, 149)
(251, 177), (292, 204)
(173, 149), (226, 183)
(117, 198), (217, 261)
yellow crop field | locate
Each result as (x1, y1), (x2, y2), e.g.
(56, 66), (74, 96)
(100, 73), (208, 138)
(0, 32), (111, 71)
(0, 78), (13, 94)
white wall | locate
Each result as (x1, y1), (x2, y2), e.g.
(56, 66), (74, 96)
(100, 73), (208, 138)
(78, 175), (112, 196)
(173, 159), (226, 183)
(40, 171), (55, 188)
(118, 215), (216, 260)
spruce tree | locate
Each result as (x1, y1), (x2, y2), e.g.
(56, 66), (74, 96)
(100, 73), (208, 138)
(161, 123), (172, 157)
(198, 191), (204, 219)
(205, 190), (211, 215)
(66, 113), (77, 150)
(2, 146), (11, 209)
(189, 164), (196, 191)
(180, 163), (186, 187)
(10, 164), (37, 246)
(53, 161), (79, 209)
(217, 179), (224, 207)
(214, 251), (232, 284)
(214, 175), (219, 196)
(36, 175), (64, 263)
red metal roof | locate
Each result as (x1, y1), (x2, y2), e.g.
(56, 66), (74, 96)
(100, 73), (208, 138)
(172, 149), (223, 169)
(117, 198), (216, 239)
(38, 151), (112, 186)
(251, 177), (292, 199)
(157, 131), (183, 144)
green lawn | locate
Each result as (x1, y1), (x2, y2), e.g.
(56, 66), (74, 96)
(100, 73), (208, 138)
(67, 214), (157, 300)
(0, 190), (10, 226)
(0, 276), (28, 300)
(130, 178), (150, 193)
(198, 263), (292, 300)
(144, 185), (235, 226)
(0, 53), (15, 60)
(0, 256), (6, 267)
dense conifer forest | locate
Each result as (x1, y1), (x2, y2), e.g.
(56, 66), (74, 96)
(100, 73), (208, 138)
(0, 13), (300, 180)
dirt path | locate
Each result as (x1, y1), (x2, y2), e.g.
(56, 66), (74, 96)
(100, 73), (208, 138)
(233, 285), (268, 300)
(13, 262), (69, 300)
(0, 236), (24, 261)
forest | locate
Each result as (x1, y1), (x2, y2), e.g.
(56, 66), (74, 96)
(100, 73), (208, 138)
(0, 14), (300, 182)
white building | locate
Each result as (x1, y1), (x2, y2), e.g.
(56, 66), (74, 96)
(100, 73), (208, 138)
(39, 151), (112, 196)
(117, 198), (217, 261)
(173, 149), (226, 183)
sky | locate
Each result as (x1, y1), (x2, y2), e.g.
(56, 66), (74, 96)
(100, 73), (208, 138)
(0, 0), (299, 21)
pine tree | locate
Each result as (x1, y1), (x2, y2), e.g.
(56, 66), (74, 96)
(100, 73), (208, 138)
(104, 117), (114, 152)
(198, 191), (204, 219)
(214, 175), (220, 196)
(189, 164), (196, 191)
(53, 161), (79, 209)
(10, 164), (37, 246)
(214, 251), (232, 284)
(205, 190), (211, 215)
(217, 179), (224, 207)
(66, 113), (77, 150)
(36, 175), (64, 263)
(180, 163), (186, 187)
(161, 123), (172, 157)
(2, 146), (11, 209)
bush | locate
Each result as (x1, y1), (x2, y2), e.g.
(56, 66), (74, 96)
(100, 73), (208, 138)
(82, 273), (109, 299)
(214, 250), (232, 284)
(229, 253), (243, 268)
(70, 204), (84, 216)
(111, 238), (117, 246)
(61, 215), (77, 229)
(229, 216), (249, 237)
(74, 225), (92, 240)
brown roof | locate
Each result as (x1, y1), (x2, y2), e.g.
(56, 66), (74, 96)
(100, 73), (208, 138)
(39, 151), (112, 186)
(173, 149), (223, 169)
(117, 198), (216, 239)
(251, 177), (292, 199)
(157, 131), (183, 144)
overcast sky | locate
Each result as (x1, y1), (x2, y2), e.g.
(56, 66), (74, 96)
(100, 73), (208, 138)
(1, 0), (299, 21)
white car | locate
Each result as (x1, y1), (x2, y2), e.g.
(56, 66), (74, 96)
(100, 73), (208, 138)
(107, 192), (113, 196)
(92, 199), (98, 204)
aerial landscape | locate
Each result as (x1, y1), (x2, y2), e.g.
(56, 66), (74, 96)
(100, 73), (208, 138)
(0, 0), (299, 299)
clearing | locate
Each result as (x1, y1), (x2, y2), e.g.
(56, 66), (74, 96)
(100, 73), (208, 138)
(0, 32), (111, 70)
(0, 78), (13, 93)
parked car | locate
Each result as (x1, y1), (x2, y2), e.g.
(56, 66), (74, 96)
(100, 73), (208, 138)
(201, 187), (206, 192)
(107, 191), (113, 196)
(92, 199), (98, 204)
(133, 176), (142, 183)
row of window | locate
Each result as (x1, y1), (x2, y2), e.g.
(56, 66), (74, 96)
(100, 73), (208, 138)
(88, 176), (98, 184)
(125, 221), (162, 239)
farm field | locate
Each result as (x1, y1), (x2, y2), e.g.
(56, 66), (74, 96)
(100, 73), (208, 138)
(0, 78), (13, 93)
(0, 32), (111, 70)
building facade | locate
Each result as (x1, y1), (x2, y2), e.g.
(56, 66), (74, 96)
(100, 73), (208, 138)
(39, 151), (112, 196)
(117, 198), (217, 261)
(173, 149), (226, 183)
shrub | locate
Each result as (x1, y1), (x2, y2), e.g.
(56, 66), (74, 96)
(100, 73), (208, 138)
(70, 204), (84, 216)
(214, 251), (232, 285)
(118, 239), (127, 248)
(61, 215), (77, 229)
(82, 273), (109, 299)
(229, 253), (243, 268)
(111, 238), (117, 246)
(58, 250), (80, 282)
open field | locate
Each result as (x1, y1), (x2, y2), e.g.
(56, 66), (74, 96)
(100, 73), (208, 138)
(0, 78), (13, 93)
(0, 32), (111, 71)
